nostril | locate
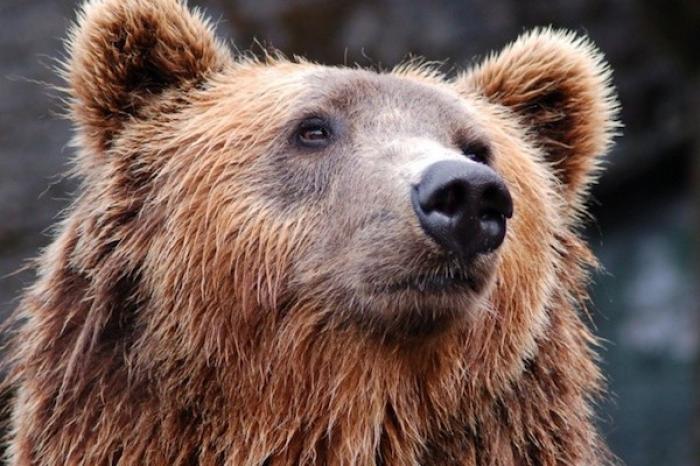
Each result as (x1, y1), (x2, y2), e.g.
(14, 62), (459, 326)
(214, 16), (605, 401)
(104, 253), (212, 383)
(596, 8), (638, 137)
(426, 181), (467, 217)
(479, 210), (503, 223)
(479, 183), (513, 219)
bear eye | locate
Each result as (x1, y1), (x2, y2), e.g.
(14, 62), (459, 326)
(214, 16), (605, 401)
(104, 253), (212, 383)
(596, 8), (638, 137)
(295, 117), (333, 148)
(460, 142), (490, 165)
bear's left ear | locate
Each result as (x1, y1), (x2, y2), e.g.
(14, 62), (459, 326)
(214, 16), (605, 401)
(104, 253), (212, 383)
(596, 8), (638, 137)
(454, 29), (619, 205)
(66, 0), (232, 153)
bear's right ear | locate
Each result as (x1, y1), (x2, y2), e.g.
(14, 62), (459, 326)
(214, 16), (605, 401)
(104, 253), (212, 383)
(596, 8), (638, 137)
(66, 0), (231, 152)
(453, 29), (618, 209)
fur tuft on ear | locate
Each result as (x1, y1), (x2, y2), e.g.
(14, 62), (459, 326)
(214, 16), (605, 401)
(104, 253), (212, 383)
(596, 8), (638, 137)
(65, 0), (231, 152)
(456, 29), (620, 205)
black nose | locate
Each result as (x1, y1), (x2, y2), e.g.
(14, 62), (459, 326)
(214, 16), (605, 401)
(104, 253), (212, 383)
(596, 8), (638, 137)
(411, 160), (513, 259)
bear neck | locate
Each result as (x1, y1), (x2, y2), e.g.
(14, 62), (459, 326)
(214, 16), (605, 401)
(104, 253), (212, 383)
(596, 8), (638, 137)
(217, 292), (609, 465)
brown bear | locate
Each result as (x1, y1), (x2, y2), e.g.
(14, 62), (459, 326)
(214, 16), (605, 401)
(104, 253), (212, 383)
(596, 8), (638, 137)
(3, 0), (619, 464)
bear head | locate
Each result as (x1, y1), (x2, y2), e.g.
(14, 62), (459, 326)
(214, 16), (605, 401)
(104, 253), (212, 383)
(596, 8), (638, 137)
(62, 0), (617, 355)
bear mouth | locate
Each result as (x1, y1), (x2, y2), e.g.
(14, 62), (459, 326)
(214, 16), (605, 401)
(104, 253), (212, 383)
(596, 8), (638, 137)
(373, 268), (476, 295)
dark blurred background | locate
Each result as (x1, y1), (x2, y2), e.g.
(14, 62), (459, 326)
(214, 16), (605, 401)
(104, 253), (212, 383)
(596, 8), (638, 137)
(1, 0), (698, 464)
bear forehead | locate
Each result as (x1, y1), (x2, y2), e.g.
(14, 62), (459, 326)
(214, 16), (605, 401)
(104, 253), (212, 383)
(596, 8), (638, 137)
(303, 68), (458, 106)
(224, 64), (483, 137)
(299, 67), (474, 123)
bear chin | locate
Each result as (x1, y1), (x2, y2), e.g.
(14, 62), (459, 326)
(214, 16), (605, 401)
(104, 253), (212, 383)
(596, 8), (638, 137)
(352, 253), (497, 340)
(353, 291), (486, 341)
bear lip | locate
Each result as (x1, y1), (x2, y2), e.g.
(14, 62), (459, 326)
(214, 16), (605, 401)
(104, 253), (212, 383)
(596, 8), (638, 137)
(373, 268), (476, 295)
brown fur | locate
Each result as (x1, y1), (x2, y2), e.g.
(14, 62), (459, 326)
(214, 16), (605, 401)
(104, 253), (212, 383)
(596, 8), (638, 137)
(4, 0), (619, 465)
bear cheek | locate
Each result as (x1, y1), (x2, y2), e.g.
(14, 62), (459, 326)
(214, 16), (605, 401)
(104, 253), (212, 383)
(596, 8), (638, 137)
(487, 144), (562, 340)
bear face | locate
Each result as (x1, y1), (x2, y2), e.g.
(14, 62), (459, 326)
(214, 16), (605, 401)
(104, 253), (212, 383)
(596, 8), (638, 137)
(67, 33), (610, 345)
(80, 64), (550, 345)
(242, 68), (548, 339)
(5, 0), (619, 464)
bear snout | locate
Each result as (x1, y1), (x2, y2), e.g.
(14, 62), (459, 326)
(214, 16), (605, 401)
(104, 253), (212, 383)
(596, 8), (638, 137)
(411, 159), (513, 260)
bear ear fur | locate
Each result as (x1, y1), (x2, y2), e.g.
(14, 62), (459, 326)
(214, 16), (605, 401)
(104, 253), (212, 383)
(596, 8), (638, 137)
(454, 29), (619, 205)
(66, 0), (231, 152)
